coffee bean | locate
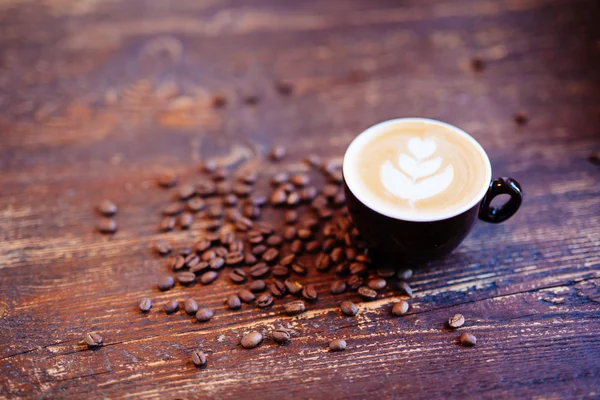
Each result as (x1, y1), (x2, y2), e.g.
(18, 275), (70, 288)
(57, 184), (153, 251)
(243, 204), (261, 219)
(98, 200), (117, 216)
(213, 167), (228, 181)
(225, 252), (244, 266)
(340, 300), (358, 316)
(223, 194), (238, 207)
(179, 212), (193, 229)
(229, 268), (247, 284)
(202, 160), (217, 173)
(304, 241), (319, 254)
(397, 269), (413, 280)
(272, 329), (291, 344)
(256, 293), (274, 308)
(302, 218), (320, 232)
(247, 230), (264, 244)
(214, 245), (228, 256)
(177, 247), (191, 256)
(323, 223), (336, 237)
(448, 314), (465, 328)
(269, 188), (287, 206)
(303, 155), (321, 168)
(250, 263), (270, 278)
(97, 218), (117, 234)
(201, 249), (217, 261)
(238, 288), (256, 303)
(226, 294), (242, 310)
(349, 262), (368, 276)
(244, 252), (258, 265)
(235, 217), (254, 232)
(317, 207), (333, 220)
(284, 210), (298, 224)
(186, 197), (205, 213)
(299, 186), (318, 202)
(200, 270), (218, 285)
(249, 279), (266, 292)
(358, 286), (377, 301)
(368, 278), (387, 291)
(265, 236), (282, 249)
(283, 226), (297, 241)
(269, 146), (286, 161)
(271, 172), (289, 186)
(321, 239), (335, 253)
(233, 183), (252, 198)
(262, 248), (279, 264)
(328, 170), (344, 184)
(184, 298), (199, 315)
(164, 299), (179, 314)
(229, 240), (244, 253)
(157, 171), (177, 188)
(159, 217), (175, 232)
(302, 284), (318, 301)
(355, 254), (370, 263)
(195, 308), (214, 322)
(219, 231), (235, 244)
(251, 244), (267, 256)
(269, 280), (287, 297)
(290, 240), (304, 255)
(241, 331), (263, 349)
(329, 339), (346, 352)
(178, 184), (196, 200)
(290, 173), (310, 187)
(284, 300), (306, 316)
(154, 240), (172, 256)
(163, 202), (183, 216)
(196, 180), (216, 197)
(335, 263), (349, 276)
(272, 265), (290, 278)
(177, 271), (196, 285)
(459, 332), (477, 346)
(345, 248), (357, 261)
(322, 184), (339, 199)
(194, 240), (211, 254)
(376, 267), (395, 278)
(191, 350), (207, 368)
(331, 192), (345, 207)
(347, 275), (363, 291)
(171, 255), (185, 271)
(297, 228), (312, 241)
(330, 280), (347, 295)
(190, 261), (210, 274)
(279, 254), (295, 267)
(209, 257), (225, 270)
(206, 205), (222, 219)
(237, 170), (257, 185)
(284, 279), (303, 295)
(157, 276), (175, 291)
(139, 297), (152, 312)
(316, 254), (331, 271)
(248, 195), (268, 207)
(256, 222), (275, 236)
(84, 332), (103, 347)
(311, 196), (328, 209)
(391, 301), (409, 316)
(398, 281), (414, 297)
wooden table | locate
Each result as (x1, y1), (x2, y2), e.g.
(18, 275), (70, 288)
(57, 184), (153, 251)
(1, 0), (599, 398)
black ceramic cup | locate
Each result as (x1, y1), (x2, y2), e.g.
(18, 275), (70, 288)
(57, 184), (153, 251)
(343, 118), (523, 264)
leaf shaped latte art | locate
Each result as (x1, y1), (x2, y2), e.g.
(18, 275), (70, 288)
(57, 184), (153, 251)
(380, 161), (454, 203)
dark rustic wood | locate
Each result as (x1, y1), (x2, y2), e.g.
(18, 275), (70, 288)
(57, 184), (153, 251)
(1, 0), (600, 398)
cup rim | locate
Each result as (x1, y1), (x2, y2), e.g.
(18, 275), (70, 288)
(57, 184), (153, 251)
(343, 117), (493, 222)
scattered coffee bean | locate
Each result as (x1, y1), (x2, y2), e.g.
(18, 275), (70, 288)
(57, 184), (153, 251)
(284, 300), (306, 316)
(358, 286), (377, 301)
(248, 194), (268, 207)
(187, 197), (205, 213)
(244, 252), (258, 265)
(269, 188), (287, 206)
(229, 268), (247, 284)
(191, 350), (207, 368)
(300, 186), (318, 202)
(271, 172), (289, 186)
(233, 183), (252, 198)
(376, 267), (395, 278)
(139, 297), (152, 312)
(391, 301), (409, 316)
(179, 247), (193, 257)
(262, 248), (279, 264)
(195, 308), (214, 322)
(368, 278), (387, 291)
(283, 226), (297, 241)
(315, 253), (331, 271)
(349, 262), (368, 276)
(178, 184), (196, 200)
(328, 170), (344, 185)
(238, 288), (256, 303)
(398, 281), (414, 297)
(154, 240), (172, 256)
(256, 293), (274, 308)
(177, 271), (196, 285)
(272, 329), (291, 344)
(238, 170), (258, 185)
(171, 255), (186, 271)
(213, 167), (228, 181)
(179, 212), (193, 229)
(157, 276), (175, 291)
(250, 263), (270, 278)
(347, 275), (363, 291)
(194, 239), (211, 253)
(303, 155), (321, 168)
(243, 204), (261, 219)
(164, 299), (179, 314)
(329, 339), (346, 352)
(284, 279), (303, 295)
(269, 146), (286, 161)
(252, 245), (267, 256)
(335, 263), (350, 276)
(84, 332), (103, 347)
(302, 284), (318, 301)
(459, 332), (477, 346)
(269, 280), (287, 298)
(284, 210), (298, 224)
(448, 314), (465, 328)
(305, 241), (321, 254)
(317, 207), (333, 220)
(223, 194), (238, 207)
(98, 200), (118, 216)
(331, 192), (345, 207)
(311, 196), (328, 209)
(190, 261), (210, 274)
(225, 252), (244, 266)
(345, 248), (357, 261)
(200, 270), (218, 285)
(330, 280), (347, 295)
(229, 240), (244, 253)
(235, 217), (254, 232)
(397, 269), (413, 280)
(226, 294), (242, 310)
(157, 171), (177, 188)
(97, 218), (117, 234)
(340, 300), (358, 316)
(241, 331), (263, 349)
(163, 202), (183, 216)
(201, 249), (217, 261)
(202, 160), (217, 173)
(322, 184), (339, 199)
(266, 235), (283, 247)
(297, 228), (312, 241)
(290, 173), (310, 187)
(249, 279), (267, 292)
(159, 216), (176, 232)
(291, 262), (307, 275)
(256, 222), (275, 236)
(272, 265), (290, 278)
(184, 298), (199, 315)
(280, 254), (296, 266)
(196, 180), (216, 197)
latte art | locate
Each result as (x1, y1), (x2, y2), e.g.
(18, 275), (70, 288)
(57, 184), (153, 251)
(344, 119), (491, 221)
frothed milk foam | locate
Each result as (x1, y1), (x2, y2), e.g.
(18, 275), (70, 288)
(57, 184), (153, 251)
(344, 119), (491, 221)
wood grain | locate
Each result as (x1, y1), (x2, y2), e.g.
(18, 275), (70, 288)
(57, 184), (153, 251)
(1, 0), (599, 398)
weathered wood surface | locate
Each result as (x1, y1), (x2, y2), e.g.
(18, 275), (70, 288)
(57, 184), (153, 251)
(1, 0), (599, 398)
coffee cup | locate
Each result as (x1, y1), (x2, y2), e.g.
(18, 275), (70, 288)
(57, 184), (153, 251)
(343, 118), (522, 264)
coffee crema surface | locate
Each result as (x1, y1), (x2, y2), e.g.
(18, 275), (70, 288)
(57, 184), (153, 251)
(345, 119), (491, 221)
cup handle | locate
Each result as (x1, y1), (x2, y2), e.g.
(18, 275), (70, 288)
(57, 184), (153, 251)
(478, 177), (523, 223)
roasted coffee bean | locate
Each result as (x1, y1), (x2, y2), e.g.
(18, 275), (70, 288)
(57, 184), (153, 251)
(303, 155), (321, 168)
(164, 299), (179, 314)
(349, 262), (368, 276)
(207, 205), (223, 219)
(139, 297), (152, 312)
(247, 230), (264, 244)
(262, 248), (279, 264)
(340, 300), (358, 316)
(392, 301), (409, 316)
(398, 281), (414, 297)
(190, 261), (210, 274)
(302, 218), (320, 232)
(322, 184), (339, 199)
(249, 279), (266, 292)
(302, 284), (318, 301)
(84, 332), (103, 347)
(269, 280), (287, 297)
(330, 247), (345, 263)
(459, 332), (477, 346)
(243, 204), (261, 219)
(154, 240), (172, 256)
(238, 288), (256, 303)
(377, 267), (395, 278)
(330, 280), (347, 295)
(98, 200), (118, 216)
(269, 188), (287, 206)
(290, 173), (310, 187)
(335, 263), (350, 276)
(322, 223), (335, 237)
(229, 240), (244, 253)
(291, 263), (307, 275)
(328, 170), (344, 184)
(202, 219), (222, 231)
(332, 192), (345, 207)
(329, 339), (346, 352)
(284, 279), (303, 295)
(177, 271), (196, 285)
(223, 194), (238, 207)
(266, 235), (283, 247)
(284, 300), (306, 316)
(179, 247), (192, 256)
(183, 254), (199, 269)
(271, 172), (289, 186)
(171, 255), (186, 271)
(226, 294), (242, 310)
(194, 240), (211, 253)
(448, 314), (465, 328)
(355, 254), (370, 263)
(209, 257), (225, 270)
(284, 210), (298, 224)
(272, 265), (290, 278)
(238, 170), (257, 185)
(397, 269), (413, 280)
(159, 217), (176, 232)
(163, 202), (183, 216)
(225, 252), (244, 266)
(316, 254), (331, 271)
(256, 222), (275, 236)
(368, 278), (387, 291)
(358, 286), (377, 301)
(283, 226), (297, 241)
(184, 298), (199, 315)
(244, 252), (258, 265)
(228, 269), (246, 284)
(219, 231), (235, 244)
(201, 249), (217, 262)
(215, 245), (229, 256)
(97, 218), (117, 234)
(272, 329), (291, 344)
(235, 217), (254, 232)
(250, 263), (270, 278)
(202, 160), (217, 173)
(347, 275), (363, 291)
(225, 208), (241, 222)
(297, 228), (312, 241)
(241, 331), (263, 349)
(269, 146), (286, 161)
(195, 308), (214, 322)
(286, 192), (301, 206)
(280, 254), (295, 266)
(290, 240), (304, 255)
(233, 183), (252, 198)
(248, 195), (268, 207)
(200, 270), (218, 285)
(306, 241), (320, 254)
(191, 350), (207, 367)
(311, 196), (328, 209)
(187, 197), (206, 213)
(251, 245), (267, 256)
(321, 239), (336, 253)
(300, 186), (318, 202)
(157, 276), (175, 291)
(196, 180), (216, 197)
(178, 184), (196, 200)
(157, 171), (177, 188)
(213, 167), (228, 181)
(256, 293), (274, 308)
(345, 248), (357, 261)
(317, 207), (333, 220)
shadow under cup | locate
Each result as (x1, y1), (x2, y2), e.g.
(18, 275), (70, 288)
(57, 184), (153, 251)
(343, 118), (523, 265)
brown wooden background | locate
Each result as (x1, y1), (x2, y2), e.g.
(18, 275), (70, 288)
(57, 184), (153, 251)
(1, 0), (599, 398)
